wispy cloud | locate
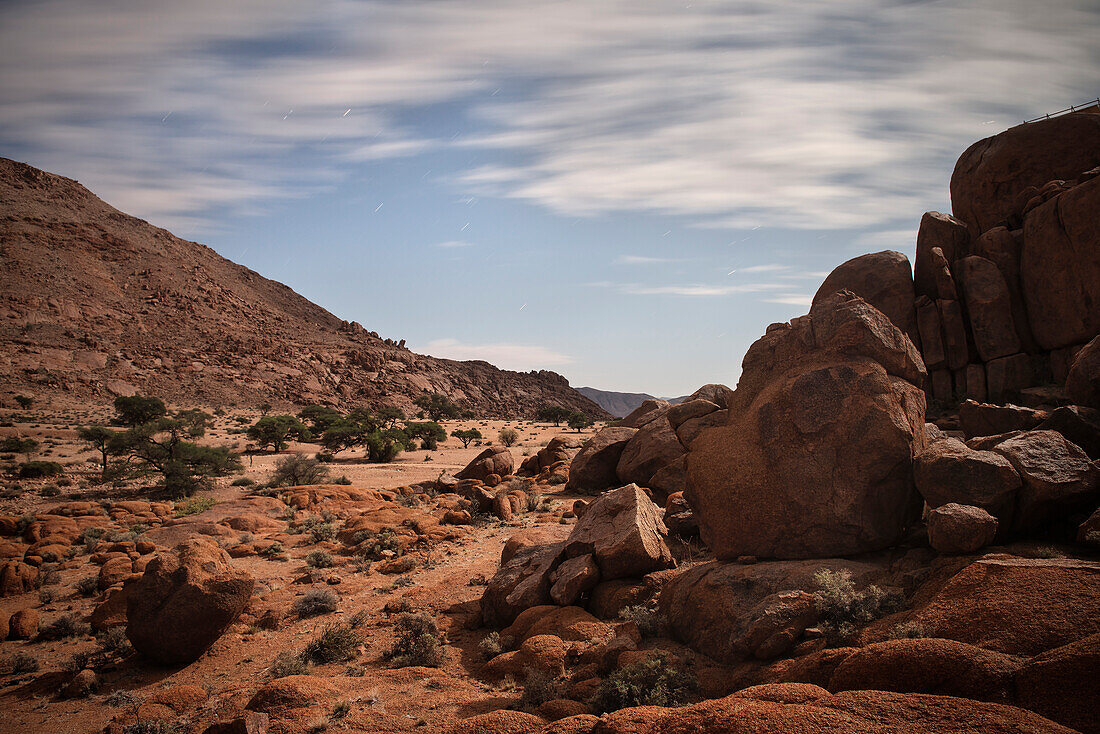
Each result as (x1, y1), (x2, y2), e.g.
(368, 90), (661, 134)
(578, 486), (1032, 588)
(616, 255), (680, 265)
(735, 264), (790, 274)
(436, 240), (474, 248)
(763, 293), (815, 306)
(421, 338), (572, 370)
(601, 281), (788, 297)
(1, 1), (1097, 233)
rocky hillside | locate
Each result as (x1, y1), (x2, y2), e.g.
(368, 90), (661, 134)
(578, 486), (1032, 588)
(0, 157), (607, 418)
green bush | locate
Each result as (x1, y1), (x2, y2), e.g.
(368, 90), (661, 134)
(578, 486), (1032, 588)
(296, 587), (340, 617)
(270, 454), (328, 487)
(269, 651), (308, 678)
(812, 568), (903, 644)
(76, 576), (99, 597)
(521, 669), (565, 709)
(591, 652), (695, 712)
(306, 550), (335, 569)
(353, 529), (403, 560)
(173, 496), (218, 517)
(7, 652), (38, 674)
(384, 612), (444, 668)
(619, 604), (662, 637)
(231, 477), (255, 486)
(98, 626), (132, 654)
(37, 613), (89, 640)
(18, 460), (63, 478)
(497, 428), (519, 447)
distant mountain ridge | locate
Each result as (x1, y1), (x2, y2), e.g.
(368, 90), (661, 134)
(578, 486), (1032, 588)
(578, 387), (687, 417)
(0, 157), (608, 419)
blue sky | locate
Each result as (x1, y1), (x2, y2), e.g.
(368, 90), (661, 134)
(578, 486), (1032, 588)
(2, 1), (1098, 396)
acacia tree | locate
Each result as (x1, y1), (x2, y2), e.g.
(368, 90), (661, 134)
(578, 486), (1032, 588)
(404, 421), (447, 450)
(536, 405), (571, 425)
(76, 425), (119, 476)
(113, 395), (167, 427)
(376, 406), (406, 429)
(247, 415), (312, 452)
(414, 393), (461, 421)
(298, 405), (344, 433)
(452, 428), (482, 448)
(567, 412), (594, 432)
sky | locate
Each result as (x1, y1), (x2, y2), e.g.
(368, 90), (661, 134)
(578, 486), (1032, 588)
(1, 1), (1098, 396)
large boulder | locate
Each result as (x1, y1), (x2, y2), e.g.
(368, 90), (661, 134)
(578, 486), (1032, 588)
(126, 539), (254, 665)
(891, 556), (1100, 656)
(992, 430), (1099, 532)
(659, 559), (883, 663)
(562, 484), (673, 580)
(684, 383), (733, 408)
(456, 445), (515, 482)
(970, 226), (1038, 352)
(1021, 175), (1100, 350)
(828, 638), (1018, 703)
(1066, 335), (1100, 409)
(914, 437), (1021, 521)
(960, 400), (1046, 438)
(914, 212), (970, 301)
(1015, 633), (1100, 734)
(926, 503), (999, 555)
(519, 436), (584, 476)
(1036, 405), (1100, 460)
(813, 250), (920, 346)
(686, 292), (927, 559)
(565, 427), (637, 493)
(955, 255), (1022, 361)
(950, 112), (1100, 236)
(481, 542), (565, 628)
(620, 399), (670, 429)
(615, 417), (686, 488)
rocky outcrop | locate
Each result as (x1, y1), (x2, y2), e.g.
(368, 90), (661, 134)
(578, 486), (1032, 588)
(1067, 335), (1100, 409)
(813, 251), (919, 346)
(914, 437), (1021, 521)
(686, 292), (927, 559)
(991, 430), (1099, 533)
(126, 539), (254, 665)
(926, 503), (999, 554)
(456, 445), (515, 482)
(519, 436), (584, 476)
(482, 486), (672, 627)
(564, 427), (637, 493)
(1015, 633), (1100, 734)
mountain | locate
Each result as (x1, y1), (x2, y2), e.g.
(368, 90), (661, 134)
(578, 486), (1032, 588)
(575, 387), (687, 417)
(0, 157), (608, 419)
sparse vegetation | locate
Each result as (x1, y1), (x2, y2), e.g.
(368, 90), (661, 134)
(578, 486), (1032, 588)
(812, 568), (903, 645)
(18, 460), (63, 478)
(889, 620), (931, 639)
(478, 631), (503, 659)
(247, 415), (312, 452)
(414, 393), (461, 422)
(6, 652), (38, 674)
(98, 626), (132, 654)
(567, 411), (594, 431)
(270, 454), (328, 487)
(306, 549), (335, 568)
(452, 428), (482, 448)
(384, 612), (444, 668)
(37, 613), (89, 640)
(619, 604), (662, 637)
(270, 650), (309, 677)
(173, 496), (218, 517)
(498, 428), (519, 447)
(301, 623), (362, 664)
(520, 669), (565, 709)
(76, 575), (99, 597)
(591, 652), (696, 713)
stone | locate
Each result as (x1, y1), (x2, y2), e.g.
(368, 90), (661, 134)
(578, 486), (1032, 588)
(897, 556), (1100, 656)
(914, 437), (1021, 521)
(937, 299), (969, 371)
(202, 713), (270, 734)
(929, 247), (958, 300)
(955, 256), (1022, 361)
(665, 399), (720, 429)
(482, 542), (564, 628)
(0, 560), (37, 596)
(971, 226), (1038, 352)
(1036, 405), (1100, 460)
(828, 638), (1017, 703)
(914, 296), (946, 368)
(950, 112), (1100, 236)
(964, 363), (987, 401)
(501, 526), (572, 565)
(993, 430), (1099, 532)
(90, 583), (131, 630)
(246, 675), (338, 717)
(61, 669), (98, 699)
(456, 445), (515, 482)
(684, 383), (733, 408)
(445, 710), (546, 734)
(563, 484), (673, 580)
(647, 457), (688, 504)
(674, 409), (728, 447)
(959, 399), (1045, 438)
(549, 554), (600, 606)
(660, 559), (882, 663)
(492, 493), (514, 522)
(98, 555), (134, 590)
(930, 370), (953, 403)
(1078, 508), (1100, 547)
(521, 436), (585, 476)
(619, 399), (670, 429)
(1015, 633), (1100, 734)
(126, 539), (254, 665)
(687, 293), (927, 559)
(565, 427), (638, 493)
(615, 417), (686, 488)
(8, 608), (39, 639)
(504, 605), (610, 645)
(1021, 176), (1100, 350)
(812, 250), (920, 346)
(986, 353), (1035, 402)
(1066, 335), (1100, 409)
(915, 211), (970, 299)
(927, 503), (999, 554)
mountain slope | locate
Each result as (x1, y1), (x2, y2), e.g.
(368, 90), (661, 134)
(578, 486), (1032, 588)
(0, 157), (607, 418)
(576, 387), (659, 417)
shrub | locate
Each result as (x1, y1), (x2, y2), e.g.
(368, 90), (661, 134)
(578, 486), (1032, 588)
(76, 575), (99, 597)
(812, 568), (903, 644)
(38, 613), (89, 640)
(18, 460), (63, 478)
(591, 652), (696, 712)
(270, 651), (308, 678)
(478, 631), (503, 659)
(105, 689), (138, 707)
(173, 496), (218, 517)
(619, 604), (662, 637)
(306, 550), (335, 569)
(497, 428), (519, 447)
(889, 621), (931, 639)
(296, 588), (340, 617)
(262, 540), (285, 558)
(7, 652), (38, 674)
(384, 612), (444, 668)
(301, 623), (361, 664)
(521, 669), (565, 709)
(98, 626), (132, 654)
(353, 529), (403, 560)
(524, 489), (543, 513)
(230, 477), (255, 486)
(40, 484), (61, 497)
(271, 454), (329, 487)
(123, 721), (180, 734)
(309, 522), (337, 543)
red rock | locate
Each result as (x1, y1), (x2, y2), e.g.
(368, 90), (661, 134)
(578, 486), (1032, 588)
(915, 212), (970, 299)
(446, 710), (546, 734)
(521, 436), (585, 476)
(456, 445), (515, 482)
(566, 427), (638, 493)
(482, 543), (565, 627)
(202, 713), (270, 734)
(98, 555), (134, 590)
(927, 503), (999, 554)
(665, 399), (720, 429)
(959, 400), (1045, 438)
(588, 580), (650, 620)
(246, 675), (338, 717)
(915, 296), (946, 368)
(897, 556), (1100, 656)
(687, 293), (926, 559)
(562, 485), (673, 580)
(929, 247), (958, 300)
(537, 700), (590, 722)
(993, 430), (1099, 532)
(7, 608), (38, 639)
(615, 417), (685, 488)
(950, 112), (1100, 235)
(1066, 335), (1100, 409)
(90, 583), (131, 631)
(492, 493), (514, 522)
(1033, 404), (1100, 460)
(965, 363), (988, 401)
(937, 299), (969, 371)
(986, 353), (1036, 402)
(619, 399), (670, 429)
(1021, 176), (1100, 350)
(542, 715), (599, 734)
(956, 256), (1022, 361)
(930, 369), (953, 402)
(971, 226), (1038, 352)
(504, 605), (611, 645)
(915, 437), (1020, 520)
(61, 669), (98, 699)
(0, 560), (38, 596)
(126, 539), (254, 665)
(1015, 633), (1100, 734)
(501, 527), (572, 565)
(813, 250), (920, 347)
(673, 408), (728, 447)
(549, 554), (600, 606)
